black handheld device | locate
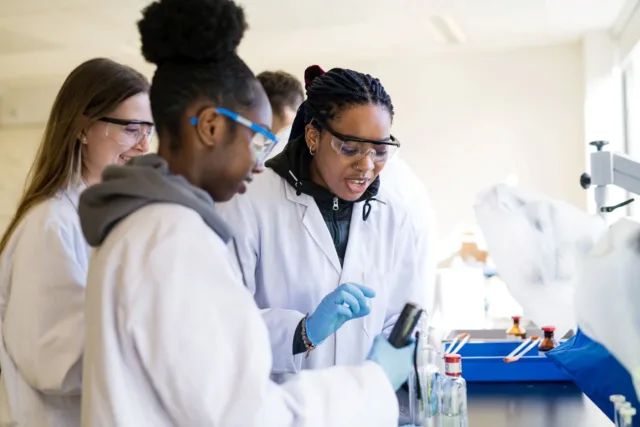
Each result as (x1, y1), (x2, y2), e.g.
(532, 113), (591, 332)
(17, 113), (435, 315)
(387, 302), (424, 348)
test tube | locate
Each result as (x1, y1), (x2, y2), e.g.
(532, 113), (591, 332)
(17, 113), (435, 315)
(611, 395), (627, 426)
(620, 407), (636, 427)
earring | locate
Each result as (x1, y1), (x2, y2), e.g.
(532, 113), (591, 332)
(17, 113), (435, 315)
(309, 147), (315, 156)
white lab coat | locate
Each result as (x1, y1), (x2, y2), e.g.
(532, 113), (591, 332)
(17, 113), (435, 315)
(0, 184), (89, 427)
(216, 168), (426, 375)
(80, 203), (399, 427)
(271, 141), (436, 314)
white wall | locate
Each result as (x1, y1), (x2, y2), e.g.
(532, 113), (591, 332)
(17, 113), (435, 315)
(0, 126), (44, 232)
(263, 43), (586, 238)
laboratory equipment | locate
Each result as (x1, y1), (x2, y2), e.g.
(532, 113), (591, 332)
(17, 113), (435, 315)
(388, 303), (424, 348)
(539, 326), (558, 352)
(620, 407), (637, 427)
(620, 402), (633, 425)
(440, 354), (468, 427)
(506, 315), (526, 340)
(504, 337), (541, 363)
(580, 140), (639, 216)
(449, 334), (470, 355)
(611, 395), (627, 426)
(408, 319), (440, 426)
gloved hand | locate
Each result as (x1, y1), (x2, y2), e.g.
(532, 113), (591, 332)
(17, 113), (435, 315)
(305, 283), (376, 345)
(367, 335), (416, 391)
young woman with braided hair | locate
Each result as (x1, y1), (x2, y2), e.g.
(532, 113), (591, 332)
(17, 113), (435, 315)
(218, 65), (427, 377)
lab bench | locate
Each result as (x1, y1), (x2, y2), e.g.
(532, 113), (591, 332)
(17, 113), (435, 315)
(398, 382), (613, 426)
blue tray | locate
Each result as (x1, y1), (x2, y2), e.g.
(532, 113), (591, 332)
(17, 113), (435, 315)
(444, 341), (573, 382)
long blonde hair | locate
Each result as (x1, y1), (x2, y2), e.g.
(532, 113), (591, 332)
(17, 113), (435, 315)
(0, 58), (150, 255)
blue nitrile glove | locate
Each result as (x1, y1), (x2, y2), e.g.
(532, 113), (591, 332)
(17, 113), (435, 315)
(305, 283), (376, 345)
(367, 334), (416, 391)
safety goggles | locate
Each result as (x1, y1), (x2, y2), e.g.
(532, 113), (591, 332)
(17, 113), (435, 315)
(190, 107), (278, 168)
(99, 117), (155, 149)
(314, 119), (400, 163)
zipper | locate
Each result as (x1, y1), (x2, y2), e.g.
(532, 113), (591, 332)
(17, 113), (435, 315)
(333, 196), (339, 211)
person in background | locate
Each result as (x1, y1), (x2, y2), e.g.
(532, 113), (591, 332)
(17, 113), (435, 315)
(0, 58), (152, 427)
(78, 0), (415, 425)
(217, 65), (427, 376)
(257, 70), (304, 159)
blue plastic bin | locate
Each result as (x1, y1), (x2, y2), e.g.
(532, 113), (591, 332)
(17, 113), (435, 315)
(444, 341), (572, 382)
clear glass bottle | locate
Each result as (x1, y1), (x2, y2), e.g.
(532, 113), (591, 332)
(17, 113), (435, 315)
(539, 326), (559, 352)
(408, 319), (440, 426)
(439, 354), (468, 427)
(506, 315), (526, 340)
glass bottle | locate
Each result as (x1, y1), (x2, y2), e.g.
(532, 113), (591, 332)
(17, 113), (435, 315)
(408, 319), (440, 426)
(539, 326), (559, 352)
(439, 354), (468, 427)
(506, 315), (526, 340)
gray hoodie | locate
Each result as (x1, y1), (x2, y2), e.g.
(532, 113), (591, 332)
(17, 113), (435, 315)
(78, 154), (233, 247)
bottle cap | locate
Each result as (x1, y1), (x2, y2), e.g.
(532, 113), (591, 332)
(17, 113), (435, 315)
(610, 394), (626, 403)
(445, 354), (462, 363)
(620, 407), (636, 418)
(444, 353), (462, 376)
(542, 326), (556, 332)
(512, 315), (521, 321)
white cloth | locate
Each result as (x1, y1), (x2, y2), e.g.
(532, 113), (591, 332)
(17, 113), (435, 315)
(0, 185), (89, 427)
(216, 168), (427, 375)
(474, 183), (607, 336)
(267, 125), (292, 160)
(80, 203), (399, 427)
(574, 217), (640, 400)
(380, 154), (437, 315)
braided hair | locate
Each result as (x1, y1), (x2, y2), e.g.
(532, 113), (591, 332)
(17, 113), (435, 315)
(289, 66), (394, 141)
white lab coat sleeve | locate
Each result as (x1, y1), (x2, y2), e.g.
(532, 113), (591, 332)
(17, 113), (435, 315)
(127, 234), (398, 427)
(217, 195), (305, 374)
(381, 211), (429, 336)
(3, 216), (85, 395)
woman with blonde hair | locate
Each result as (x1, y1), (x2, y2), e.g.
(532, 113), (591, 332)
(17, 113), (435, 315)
(0, 58), (152, 427)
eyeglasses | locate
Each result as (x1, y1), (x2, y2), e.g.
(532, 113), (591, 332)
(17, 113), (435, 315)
(190, 107), (278, 168)
(314, 120), (400, 163)
(99, 117), (155, 149)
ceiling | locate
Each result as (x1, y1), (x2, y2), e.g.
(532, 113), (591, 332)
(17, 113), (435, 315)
(0, 0), (631, 91)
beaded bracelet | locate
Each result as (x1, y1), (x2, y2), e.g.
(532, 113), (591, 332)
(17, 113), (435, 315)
(301, 314), (316, 358)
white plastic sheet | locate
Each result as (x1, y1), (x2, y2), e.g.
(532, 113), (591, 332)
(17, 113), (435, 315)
(574, 217), (640, 400)
(474, 183), (607, 337)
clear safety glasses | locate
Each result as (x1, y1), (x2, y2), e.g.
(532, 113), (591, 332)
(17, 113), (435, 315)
(99, 117), (155, 149)
(314, 120), (401, 163)
(190, 107), (279, 168)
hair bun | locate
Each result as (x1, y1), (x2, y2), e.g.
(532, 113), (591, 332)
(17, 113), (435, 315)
(138, 0), (247, 66)
(304, 65), (326, 89)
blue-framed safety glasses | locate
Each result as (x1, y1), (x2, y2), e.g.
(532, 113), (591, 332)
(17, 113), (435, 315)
(190, 107), (278, 168)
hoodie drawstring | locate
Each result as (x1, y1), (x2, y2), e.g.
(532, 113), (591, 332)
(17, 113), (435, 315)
(288, 171), (303, 196)
(363, 198), (386, 221)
